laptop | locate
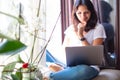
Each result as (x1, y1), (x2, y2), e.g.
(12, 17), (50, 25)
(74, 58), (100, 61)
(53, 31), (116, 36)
(65, 45), (104, 67)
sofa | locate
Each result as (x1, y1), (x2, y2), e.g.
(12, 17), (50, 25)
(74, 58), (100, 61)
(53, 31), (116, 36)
(93, 69), (120, 80)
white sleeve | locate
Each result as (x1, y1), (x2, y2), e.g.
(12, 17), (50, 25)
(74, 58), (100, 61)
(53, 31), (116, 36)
(64, 25), (74, 37)
(93, 24), (106, 40)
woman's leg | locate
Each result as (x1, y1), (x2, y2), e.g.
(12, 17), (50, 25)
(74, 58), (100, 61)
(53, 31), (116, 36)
(49, 65), (99, 80)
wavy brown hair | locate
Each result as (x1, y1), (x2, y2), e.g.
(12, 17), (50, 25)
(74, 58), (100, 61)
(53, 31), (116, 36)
(72, 0), (98, 32)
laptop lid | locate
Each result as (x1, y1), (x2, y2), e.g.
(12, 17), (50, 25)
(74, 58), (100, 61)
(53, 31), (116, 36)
(65, 45), (104, 67)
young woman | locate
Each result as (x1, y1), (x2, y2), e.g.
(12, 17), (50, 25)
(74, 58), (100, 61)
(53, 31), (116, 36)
(48, 0), (106, 80)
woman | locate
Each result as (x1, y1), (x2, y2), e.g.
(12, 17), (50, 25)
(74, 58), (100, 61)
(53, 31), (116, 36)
(48, 0), (106, 80)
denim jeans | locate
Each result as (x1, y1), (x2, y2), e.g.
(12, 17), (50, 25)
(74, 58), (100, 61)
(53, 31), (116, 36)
(49, 65), (99, 80)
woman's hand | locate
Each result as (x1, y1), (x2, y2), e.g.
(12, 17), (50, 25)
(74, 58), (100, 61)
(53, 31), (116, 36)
(77, 22), (86, 38)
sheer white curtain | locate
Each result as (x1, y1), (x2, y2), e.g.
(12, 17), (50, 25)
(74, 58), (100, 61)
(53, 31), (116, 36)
(46, 0), (64, 63)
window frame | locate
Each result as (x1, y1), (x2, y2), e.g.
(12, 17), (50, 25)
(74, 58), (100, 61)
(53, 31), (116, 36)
(116, 0), (120, 69)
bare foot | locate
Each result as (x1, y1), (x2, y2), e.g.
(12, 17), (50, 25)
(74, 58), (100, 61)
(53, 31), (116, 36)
(43, 76), (49, 80)
(49, 63), (64, 72)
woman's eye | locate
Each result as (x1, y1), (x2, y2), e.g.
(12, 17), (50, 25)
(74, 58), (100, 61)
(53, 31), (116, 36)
(77, 12), (81, 14)
(85, 12), (89, 14)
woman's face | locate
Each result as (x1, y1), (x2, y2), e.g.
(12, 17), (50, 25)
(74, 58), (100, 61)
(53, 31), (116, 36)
(76, 5), (91, 24)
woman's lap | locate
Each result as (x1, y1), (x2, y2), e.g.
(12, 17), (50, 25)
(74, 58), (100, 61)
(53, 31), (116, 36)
(49, 65), (99, 80)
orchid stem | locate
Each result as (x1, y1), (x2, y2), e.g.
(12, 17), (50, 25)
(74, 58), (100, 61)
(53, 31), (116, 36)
(28, 30), (37, 63)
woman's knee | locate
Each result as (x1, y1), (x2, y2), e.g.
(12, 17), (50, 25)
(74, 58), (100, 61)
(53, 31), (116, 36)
(70, 65), (99, 80)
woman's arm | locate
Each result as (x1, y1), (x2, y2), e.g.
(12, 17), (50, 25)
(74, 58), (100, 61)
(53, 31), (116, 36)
(62, 35), (70, 47)
(80, 38), (104, 46)
(92, 38), (104, 45)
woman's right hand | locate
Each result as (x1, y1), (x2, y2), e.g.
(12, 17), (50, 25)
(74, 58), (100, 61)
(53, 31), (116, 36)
(77, 22), (86, 38)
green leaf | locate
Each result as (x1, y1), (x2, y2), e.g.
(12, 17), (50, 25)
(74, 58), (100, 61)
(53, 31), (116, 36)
(15, 71), (22, 80)
(11, 71), (23, 80)
(2, 62), (23, 80)
(2, 62), (17, 72)
(17, 54), (25, 63)
(2, 62), (17, 78)
(0, 40), (26, 55)
(11, 74), (19, 80)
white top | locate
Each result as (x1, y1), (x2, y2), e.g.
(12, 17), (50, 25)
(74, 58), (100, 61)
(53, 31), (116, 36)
(64, 23), (106, 70)
(64, 23), (106, 46)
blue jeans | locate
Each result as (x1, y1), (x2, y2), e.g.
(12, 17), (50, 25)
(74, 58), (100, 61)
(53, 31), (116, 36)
(49, 65), (99, 80)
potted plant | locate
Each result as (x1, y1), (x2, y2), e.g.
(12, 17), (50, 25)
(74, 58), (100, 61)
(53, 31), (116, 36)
(0, 32), (46, 80)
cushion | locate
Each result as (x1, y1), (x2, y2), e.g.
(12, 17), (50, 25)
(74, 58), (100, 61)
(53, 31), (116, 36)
(93, 69), (120, 80)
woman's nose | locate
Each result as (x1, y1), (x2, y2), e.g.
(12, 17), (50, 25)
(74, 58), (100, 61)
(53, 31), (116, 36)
(81, 13), (86, 18)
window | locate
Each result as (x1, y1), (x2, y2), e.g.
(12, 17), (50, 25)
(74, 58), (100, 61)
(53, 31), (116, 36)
(92, 0), (117, 68)
(46, 0), (64, 62)
(99, 0), (116, 67)
(46, 0), (73, 64)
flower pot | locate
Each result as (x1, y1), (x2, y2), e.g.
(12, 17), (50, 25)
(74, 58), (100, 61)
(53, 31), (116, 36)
(22, 70), (43, 80)
(22, 72), (35, 80)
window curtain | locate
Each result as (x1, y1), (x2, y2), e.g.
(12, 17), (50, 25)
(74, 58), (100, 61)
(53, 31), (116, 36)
(92, 0), (102, 23)
(0, 0), (46, 65)
(61, 0), (74, 42)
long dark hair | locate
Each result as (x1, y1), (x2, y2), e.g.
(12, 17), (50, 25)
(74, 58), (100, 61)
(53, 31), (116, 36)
(72, 0), (98, 32)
